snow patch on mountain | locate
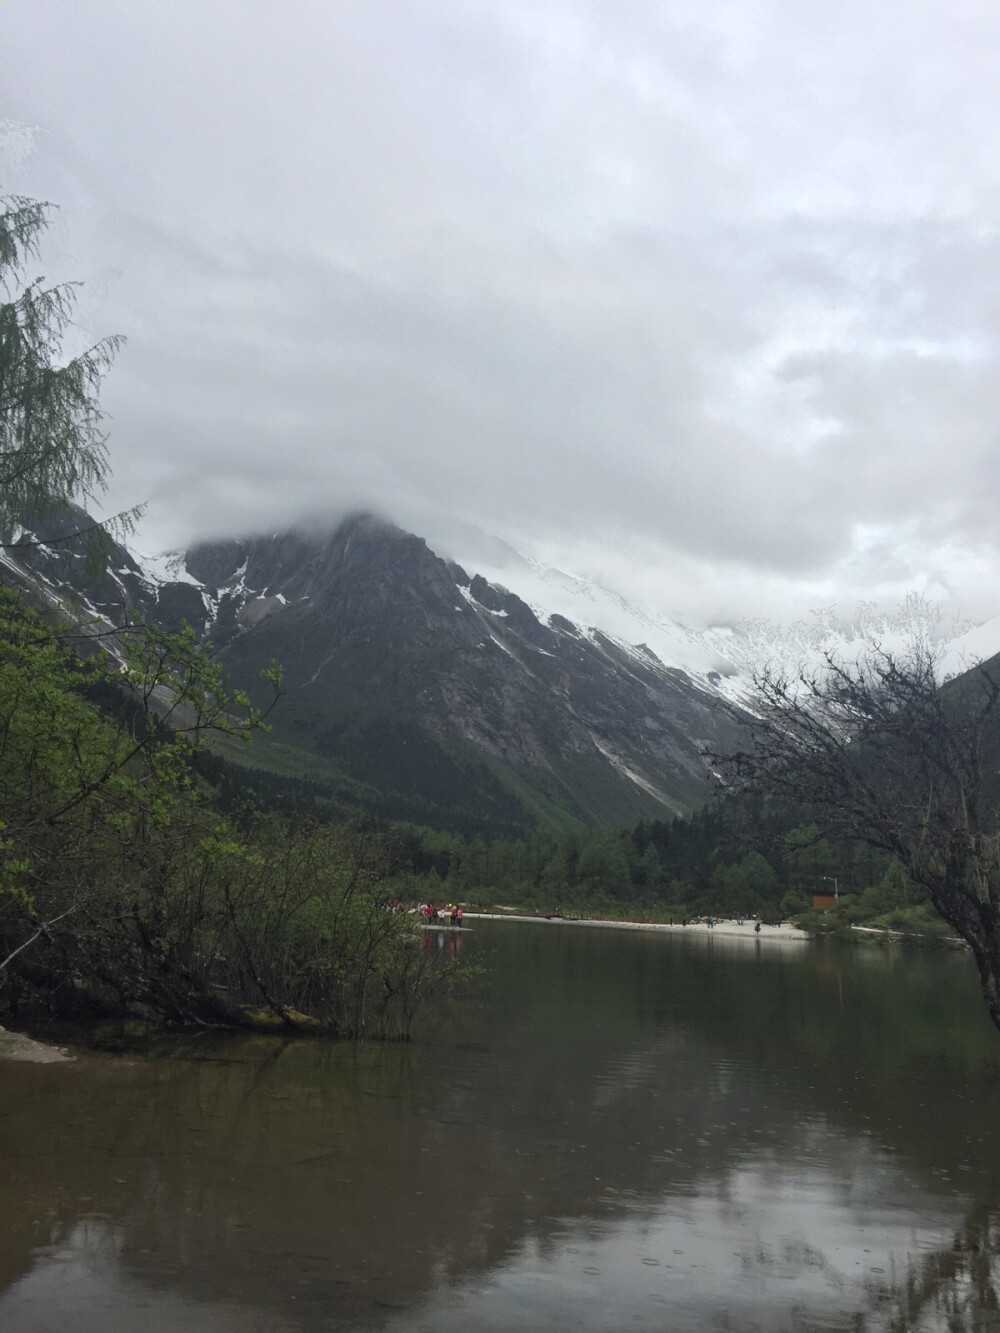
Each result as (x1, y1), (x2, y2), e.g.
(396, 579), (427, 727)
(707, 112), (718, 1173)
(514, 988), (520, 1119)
(133, 549), (204, 588)
(445, 537), (1000, 702)
(715, 597), (1000, 688)
(449, 548), (739, 685)
(939, 616), (1000, 679)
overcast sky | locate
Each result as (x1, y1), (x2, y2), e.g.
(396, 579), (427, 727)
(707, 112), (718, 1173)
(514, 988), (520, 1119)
(3, 0), (1000, 627)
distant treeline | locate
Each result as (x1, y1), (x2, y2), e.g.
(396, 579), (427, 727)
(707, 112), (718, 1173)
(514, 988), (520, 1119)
(196, 749), (927, 924)
(391, 801), (926, 924)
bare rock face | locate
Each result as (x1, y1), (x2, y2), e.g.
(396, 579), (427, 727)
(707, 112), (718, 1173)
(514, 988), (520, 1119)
(176, 515), (742, 829)
(3, 509), (744, 833)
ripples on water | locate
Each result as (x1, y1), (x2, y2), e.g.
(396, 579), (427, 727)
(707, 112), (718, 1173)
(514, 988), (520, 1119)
(1, 922), (1000, 1331)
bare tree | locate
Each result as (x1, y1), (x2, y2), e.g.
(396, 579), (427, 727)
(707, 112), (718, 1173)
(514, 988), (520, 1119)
(712, 637), (1000, 1032)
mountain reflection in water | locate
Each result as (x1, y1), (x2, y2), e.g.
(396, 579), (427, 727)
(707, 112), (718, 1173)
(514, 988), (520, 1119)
(1, 921), (999, 1331)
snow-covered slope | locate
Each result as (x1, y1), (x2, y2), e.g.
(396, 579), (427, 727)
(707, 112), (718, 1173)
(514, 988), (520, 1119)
(446, 539), (1000, 703)
(130, 548), (205, 588)
(712, 597), (1000, 690)
(20, 507), (1000, 707)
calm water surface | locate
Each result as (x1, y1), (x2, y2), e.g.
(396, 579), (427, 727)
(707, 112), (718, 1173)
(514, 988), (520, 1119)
(2, 921), (1000, 1331)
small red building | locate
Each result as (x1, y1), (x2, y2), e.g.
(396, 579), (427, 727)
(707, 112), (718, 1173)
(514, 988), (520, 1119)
(811, 893), (838, 911)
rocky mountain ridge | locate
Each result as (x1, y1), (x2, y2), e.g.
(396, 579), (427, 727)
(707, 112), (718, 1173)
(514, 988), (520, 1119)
(1, 508), (745, 831)
(7, 507), (996, 835)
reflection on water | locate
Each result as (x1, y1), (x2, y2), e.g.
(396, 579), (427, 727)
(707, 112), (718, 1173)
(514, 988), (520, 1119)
(1, 922), (1000, 1331)
(0, 1219), (300, 1333)
(389, 1165), (955, 1333)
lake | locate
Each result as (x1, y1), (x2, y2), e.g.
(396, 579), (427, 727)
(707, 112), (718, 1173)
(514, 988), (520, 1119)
(1, 919), (999, 1331)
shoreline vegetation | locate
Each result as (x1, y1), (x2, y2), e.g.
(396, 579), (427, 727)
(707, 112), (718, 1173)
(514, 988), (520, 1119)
(0, 584), (465, 1045)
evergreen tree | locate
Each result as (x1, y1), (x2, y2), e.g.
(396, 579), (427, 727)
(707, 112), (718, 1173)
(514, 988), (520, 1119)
(0, 193), (139, 562)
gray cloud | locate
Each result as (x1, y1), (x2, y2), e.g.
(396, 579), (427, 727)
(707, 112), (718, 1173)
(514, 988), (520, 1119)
(3, 0), (1000, 625)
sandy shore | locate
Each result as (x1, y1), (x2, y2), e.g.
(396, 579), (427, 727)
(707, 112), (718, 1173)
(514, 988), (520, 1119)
(0, 1024), (73, 1063)
(463, 913), (809, 942)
